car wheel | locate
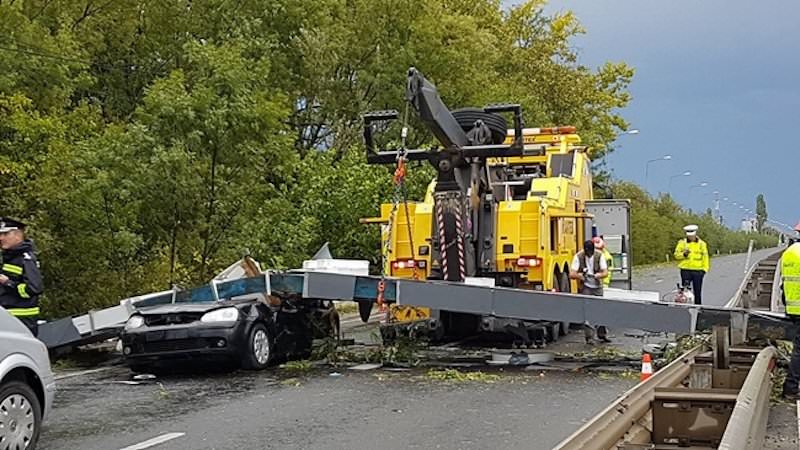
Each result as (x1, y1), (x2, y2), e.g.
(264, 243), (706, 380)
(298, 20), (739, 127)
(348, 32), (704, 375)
(242, 323), (274, 370)
(0, 380), (42, 450)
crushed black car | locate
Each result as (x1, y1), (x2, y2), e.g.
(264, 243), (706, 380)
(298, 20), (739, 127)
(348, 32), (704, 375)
(120, 297), (339, 372)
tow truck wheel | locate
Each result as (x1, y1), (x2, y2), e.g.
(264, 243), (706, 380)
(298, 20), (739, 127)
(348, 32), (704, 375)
(243, 323), (274, 370)
(557, 273), (573, 336)
(559, 273), (571, 294)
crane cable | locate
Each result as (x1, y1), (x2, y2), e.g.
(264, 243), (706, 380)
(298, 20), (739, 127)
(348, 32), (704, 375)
(378, 104), (420, 316)
(397, 103), (419, 281)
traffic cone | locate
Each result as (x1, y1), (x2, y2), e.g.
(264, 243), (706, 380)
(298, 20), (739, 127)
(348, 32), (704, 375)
(640, 353), (653, 381)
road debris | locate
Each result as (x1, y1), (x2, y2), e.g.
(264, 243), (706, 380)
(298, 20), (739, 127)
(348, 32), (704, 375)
(280, 360), (314, 373)
(155, 382), (170, 399)
(487, 351), (555, 366)
(349, 363), (382, 371)
(425, 368), (501, 383)
(280, 377), (301, 387)
(524, 362), (595, 371)
(132, 373), (157, 382)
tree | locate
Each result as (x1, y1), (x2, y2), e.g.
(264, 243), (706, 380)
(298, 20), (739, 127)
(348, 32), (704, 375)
(0, 0), (637, 317)
(756, 194), (767, 232)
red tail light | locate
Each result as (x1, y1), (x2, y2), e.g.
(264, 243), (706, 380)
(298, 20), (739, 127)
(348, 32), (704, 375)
(392, 260), (427, 270)
(516, 256), (542, 268)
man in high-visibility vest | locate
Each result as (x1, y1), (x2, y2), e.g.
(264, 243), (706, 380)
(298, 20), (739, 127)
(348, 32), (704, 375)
(781, 241), (800, 399)
(673, 224), (710, 305)
(0, 217), (43, 336)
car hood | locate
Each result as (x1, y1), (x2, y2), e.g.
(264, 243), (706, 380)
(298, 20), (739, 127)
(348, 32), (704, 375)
(136, 302), (238, 315)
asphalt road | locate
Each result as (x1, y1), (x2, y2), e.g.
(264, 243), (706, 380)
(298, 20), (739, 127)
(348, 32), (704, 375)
(633, 247), (778, 306)
(38, 249), (780, 450)
(41, 366), (633, 450)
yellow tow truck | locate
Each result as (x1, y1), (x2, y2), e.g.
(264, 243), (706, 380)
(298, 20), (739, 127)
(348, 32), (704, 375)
(362, 68), (630, 344)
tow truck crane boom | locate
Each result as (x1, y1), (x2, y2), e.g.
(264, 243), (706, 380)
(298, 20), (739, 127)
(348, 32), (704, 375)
(363, 67), (524, 285)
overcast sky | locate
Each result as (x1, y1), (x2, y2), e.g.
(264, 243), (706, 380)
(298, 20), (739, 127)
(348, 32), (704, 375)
(505, 1), (799, 229)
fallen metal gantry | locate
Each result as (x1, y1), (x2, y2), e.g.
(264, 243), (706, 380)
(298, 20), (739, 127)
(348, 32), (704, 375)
(554, 326), (776, 450)
(128, 269), (796, 340)
(41, 250), (795, 349)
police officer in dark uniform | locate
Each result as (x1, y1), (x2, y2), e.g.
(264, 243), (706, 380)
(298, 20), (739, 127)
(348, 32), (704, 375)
(0, 218), (43, 336)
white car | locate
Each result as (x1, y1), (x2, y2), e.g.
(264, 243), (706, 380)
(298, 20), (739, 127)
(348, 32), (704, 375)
(0, 307), (56, 449)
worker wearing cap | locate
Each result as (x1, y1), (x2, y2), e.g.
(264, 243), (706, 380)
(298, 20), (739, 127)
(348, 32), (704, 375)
(593, 237), (613, 288)
(0, 218), (43, 336)
(570, 239), (610, 343)
(673, 224), (709, 305)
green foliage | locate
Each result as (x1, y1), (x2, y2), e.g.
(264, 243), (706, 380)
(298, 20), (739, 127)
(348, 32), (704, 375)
(311, 337), (421, 367)
(0, 0), (633, 317)
(609, 182), (777, 265)
(662, 333), (709, 364)
(756, 194), (767, 232)
(280, 360), (314, 374)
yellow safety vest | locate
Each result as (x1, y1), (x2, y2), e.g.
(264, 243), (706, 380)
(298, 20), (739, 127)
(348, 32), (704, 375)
(602, 249), (613, 287)
(673, 238), (710, 272)
(782, 243), (800, 316)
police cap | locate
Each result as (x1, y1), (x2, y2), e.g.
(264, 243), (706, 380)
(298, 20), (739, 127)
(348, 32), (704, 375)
(683, 224), (698, 236)
(0, 217), (27, 233)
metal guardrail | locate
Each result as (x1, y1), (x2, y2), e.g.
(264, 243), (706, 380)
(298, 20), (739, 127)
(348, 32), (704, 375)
(725, 253), (765, 309)
(552, 346), (704, 450)
(554, 330), (777, 450)
(555, 248), (784, 450)
(725, 249), (783, 309)
(718, 346), (776, 450)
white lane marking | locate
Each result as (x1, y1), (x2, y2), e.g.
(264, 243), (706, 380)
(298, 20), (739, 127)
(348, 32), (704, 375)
(796, 401), (799, 443)
(54, 367), (112, 380)
(120, 432), (185, 450)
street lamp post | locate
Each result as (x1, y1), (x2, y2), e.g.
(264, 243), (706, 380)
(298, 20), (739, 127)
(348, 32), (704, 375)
(689, 181), (708, 195)
(684, 181), (708, 212)
(645, 154), (671, 193)
(608, 129), (640, 169)
(689, 181), (709, 191)
(668, 170), (692, 192)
